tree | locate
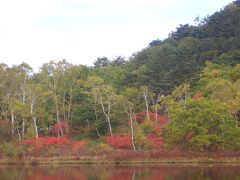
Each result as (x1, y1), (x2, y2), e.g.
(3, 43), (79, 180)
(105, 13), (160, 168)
(40, 61), (64, 136)
(112, 56), (127, 65)
(140, 86), (154, 120)
(197, 62), (240, 124)
(163, 97), (240, 151)
(95, 85), (119, 137)
(93, 57), (110, 67)
(122, 87), (141, 151)
(148, 39), (162, 47)
(26, 77), (50, 139)
(0, 63), (33, 139)
(87, 76), (122, 136)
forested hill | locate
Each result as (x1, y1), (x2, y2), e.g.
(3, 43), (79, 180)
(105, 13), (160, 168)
(1, 0), (240, 156)
(120, 0), (240, 93)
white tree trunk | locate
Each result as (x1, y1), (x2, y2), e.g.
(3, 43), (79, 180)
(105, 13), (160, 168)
(143, 90), (150, 120)
(56, 106), (63, 136)
(30, 99), (38, 139)
(22, 120), (25, 138)
(33, 116), (39, 139)
(17, 129), (21, 141)
(107, 117), (113, 136)
(96, 127), (101, 138)
(125, 104), (136, 152)
(54, 94), (63, 136)
(129, 109), (136, 152)
(10, 109), (14, 134)
(99, 95), (113, 136)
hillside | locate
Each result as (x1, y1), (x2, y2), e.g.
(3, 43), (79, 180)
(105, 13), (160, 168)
(120, 0), (240, 93)
(0, 0), (240, 158)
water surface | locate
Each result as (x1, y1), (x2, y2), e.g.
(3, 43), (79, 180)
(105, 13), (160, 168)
(0, 164), (240, 180)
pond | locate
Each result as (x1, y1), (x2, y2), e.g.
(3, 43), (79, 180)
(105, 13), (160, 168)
(0, 164), (240, 180)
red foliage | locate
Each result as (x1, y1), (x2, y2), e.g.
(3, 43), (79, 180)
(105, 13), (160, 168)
(71, 140), (86, 151)
(132, 112), (168, 125)
(185, 132), (193, 141)
(43, 136), (68, 145)
(155, 114), (168, 125)
(192, 92), (204, 99)
(22, 136), (88, 156)
(22, 136), (70, 150)
(129, 112), (166, 148)
(132, 112), (146, 123)
(50, 121), (69, 135)
(153, 125), (161, 131)
(106, 134), (131, 148)
(146, 133), (163, 146)
(22, 139), (38, 148)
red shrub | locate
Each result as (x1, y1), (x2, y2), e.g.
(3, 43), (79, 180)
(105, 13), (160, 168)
(22, 136), (70, 150)
(133, 112), (146, 123)
(192, 92), (204, 99)
(106, 134), (131, 148)
(185, 132), (193, 141)
(146, 133), (163, 147)
(153, 125), (161, 131)
(22, 139), (38, 147)
(42, 136), (68, 145)
(72, 140), (86, 151)
(132, 112), (168, 125)
(129, 112), (166, 148)
(50, 121), (69, 135)
(155, 115), (168, 125)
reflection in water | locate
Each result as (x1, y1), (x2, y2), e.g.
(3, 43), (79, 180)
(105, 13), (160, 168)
(0, 164), (240, 180)
(132, 171), (136, 180)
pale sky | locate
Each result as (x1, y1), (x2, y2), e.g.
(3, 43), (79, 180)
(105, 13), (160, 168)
(0, 0), (234, 71)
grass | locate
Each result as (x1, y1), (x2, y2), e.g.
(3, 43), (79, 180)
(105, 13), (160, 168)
(1, 156), (240, 165)
(1, 148), (240, 165)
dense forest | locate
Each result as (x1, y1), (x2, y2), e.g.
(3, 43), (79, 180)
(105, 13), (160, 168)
(0, 0), (240, 158)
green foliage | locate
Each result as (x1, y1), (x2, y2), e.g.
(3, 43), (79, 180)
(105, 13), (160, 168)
(0, 121), (11, 141)
(95, 142), (113, 152)
(1, 0), (240, 155)
(196, 62), (240, 123)
(25, 124), (36, 139)
(93, 57), (110, 67)
(122, 1), (240, 94)
(0, 142), (22, 157)
(163, 98), (240, 151)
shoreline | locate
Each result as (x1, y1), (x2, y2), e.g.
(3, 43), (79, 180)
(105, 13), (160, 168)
(1, 157), (240, 165)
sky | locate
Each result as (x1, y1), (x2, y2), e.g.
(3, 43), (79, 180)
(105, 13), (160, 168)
(0, 0), (234, 71)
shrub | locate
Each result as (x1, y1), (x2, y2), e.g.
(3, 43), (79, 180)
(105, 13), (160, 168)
(0, 142), (22, 157)
(71, 140), (86, 152)
(22, 136), (70, 152)
(0, 120), (12, 141)
(50, 121), (69, 135)
(106, 134), (131, 149)
(145, 133), (163, 147)
(96, 143), (113, 151)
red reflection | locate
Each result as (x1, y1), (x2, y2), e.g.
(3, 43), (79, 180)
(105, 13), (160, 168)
(0, 165), (240, 180)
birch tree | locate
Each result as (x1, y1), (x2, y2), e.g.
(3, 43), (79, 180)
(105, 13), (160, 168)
(122, 87), (140, 152)
(88, 76), (119, 136)
(40, 61), (64, 136)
